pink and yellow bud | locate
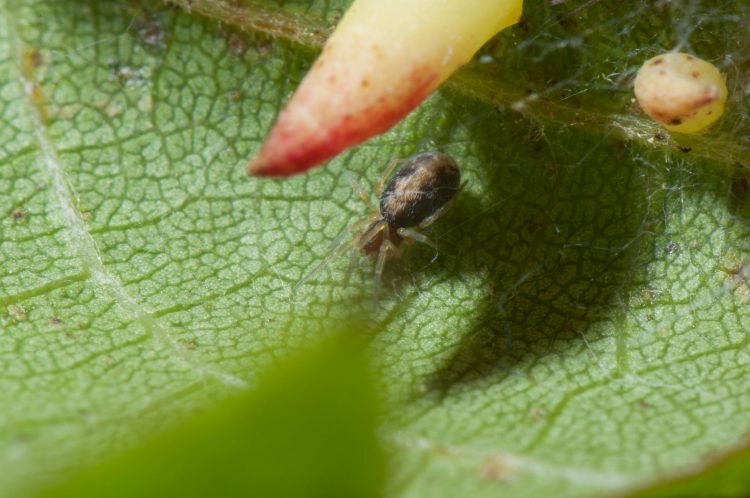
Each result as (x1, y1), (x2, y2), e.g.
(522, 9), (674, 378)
(248, 0), (523, 176)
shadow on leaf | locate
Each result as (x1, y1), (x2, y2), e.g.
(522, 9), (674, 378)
(412, 94), (660, 398)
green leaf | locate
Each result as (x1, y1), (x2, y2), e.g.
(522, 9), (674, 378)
(33, 334), (385, 498)
(1, 1), (750, 497)
(618, 433), (750, 498)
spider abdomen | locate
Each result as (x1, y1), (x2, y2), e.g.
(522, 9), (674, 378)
(294, 151), (461, 291)
(380, 152), (461, 228)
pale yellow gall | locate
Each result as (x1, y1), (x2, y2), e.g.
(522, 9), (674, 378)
(634, 52), (727, 134)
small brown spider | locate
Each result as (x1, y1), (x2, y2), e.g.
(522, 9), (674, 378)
(297, 151), (462, 292)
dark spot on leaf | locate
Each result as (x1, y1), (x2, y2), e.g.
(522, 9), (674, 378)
(665, 241), (678, 255)
(654, 131), (667, 141)
(677, 146), (691, 153)
(530, 406), (547, 422)
(23, 48), (43, 74)
(131, 10), (168, 51)
(720, 262), (743, 276)
(227, 32), (249, 57)
(109, 61), (148, 87)
(7, 304), (26, 321)
(50, 317), (63, 326)
(642, 287), (663, 304)
(257, 39), (272, 57)
(180, 339), (197, 350)
(730, 174), (749, 207)
(11, 210), (27, 222)
(651, 58), (663, 66)
(670, 118), (682, 125)
(480, 459), (509, 482)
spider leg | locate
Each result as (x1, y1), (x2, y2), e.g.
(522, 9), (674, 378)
(375, 157), (405, 196)
(354, 219), (383, 251)
(348, 213), (379, 233)
(371, 222), (402, 299)
(373, 239), (402, 299)
(397, 227), (436, 249)
(397, 227), (439, 262)
(349, 177), (377, 212)
(343, 246), (358, 288)
(418, 180), (468, 229)
(294, 216), (377, 291)
(294, 233), (361, 291)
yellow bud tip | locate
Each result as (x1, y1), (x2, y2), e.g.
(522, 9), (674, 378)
(248, 0), (524, 177)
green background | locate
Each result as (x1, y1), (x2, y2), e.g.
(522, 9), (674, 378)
(1, 0), (750, 496)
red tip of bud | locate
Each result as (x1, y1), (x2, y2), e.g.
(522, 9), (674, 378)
(246, 0), (523, 176)
(248, 66), (437, 177)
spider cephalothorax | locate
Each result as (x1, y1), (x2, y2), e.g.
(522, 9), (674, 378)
(297, 151), (462, 292)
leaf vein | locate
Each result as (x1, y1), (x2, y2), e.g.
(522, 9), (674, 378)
(4, 2), (247, 389)
(392, 431), (634, 489)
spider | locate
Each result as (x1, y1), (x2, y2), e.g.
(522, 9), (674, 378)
(296, 151), (463, 292)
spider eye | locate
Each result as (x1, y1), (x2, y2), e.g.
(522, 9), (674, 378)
(633, 52), (727, 134)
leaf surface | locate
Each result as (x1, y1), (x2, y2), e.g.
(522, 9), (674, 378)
(34, 335), (384, 498)
(2, 0), (750, 497)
